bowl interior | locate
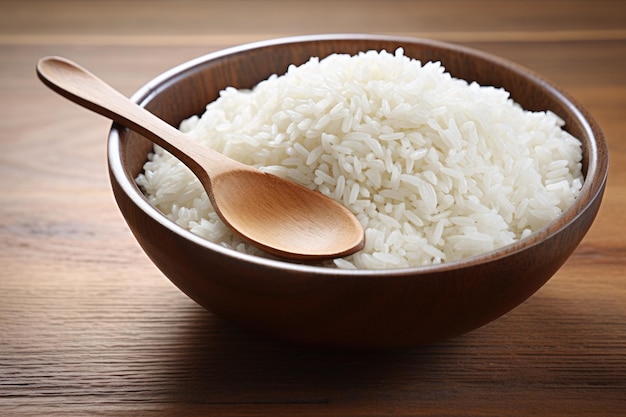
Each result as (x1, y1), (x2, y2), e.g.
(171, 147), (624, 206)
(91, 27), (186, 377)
(120, 36), (598, 184)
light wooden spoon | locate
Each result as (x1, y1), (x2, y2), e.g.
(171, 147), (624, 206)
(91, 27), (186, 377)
(37, 56), (365, 261)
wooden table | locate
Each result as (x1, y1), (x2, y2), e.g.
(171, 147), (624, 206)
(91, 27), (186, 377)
(2, 1), (625, 415)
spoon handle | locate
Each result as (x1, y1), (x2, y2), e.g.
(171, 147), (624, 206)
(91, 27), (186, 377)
(36, 56), (240, 177)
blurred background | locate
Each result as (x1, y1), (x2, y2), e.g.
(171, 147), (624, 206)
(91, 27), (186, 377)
(3, 0), (625, 96)
(3, 0), (625, 125)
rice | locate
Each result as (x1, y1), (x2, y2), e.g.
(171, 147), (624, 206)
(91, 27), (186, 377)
(136, 48), (584, 269)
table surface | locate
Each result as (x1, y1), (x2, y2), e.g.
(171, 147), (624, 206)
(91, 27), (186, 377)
(1, 1), (625, 416)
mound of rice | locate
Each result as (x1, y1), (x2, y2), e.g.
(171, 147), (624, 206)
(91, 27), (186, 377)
(136, 48), (583, 269)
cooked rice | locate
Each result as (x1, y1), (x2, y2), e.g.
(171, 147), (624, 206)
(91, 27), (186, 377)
(136, 48), (584, 269)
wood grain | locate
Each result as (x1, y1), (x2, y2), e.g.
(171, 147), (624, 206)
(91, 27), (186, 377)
(1, 1), (625, 416)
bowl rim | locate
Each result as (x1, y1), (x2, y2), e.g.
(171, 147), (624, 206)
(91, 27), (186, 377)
(107, 33), (608, 277)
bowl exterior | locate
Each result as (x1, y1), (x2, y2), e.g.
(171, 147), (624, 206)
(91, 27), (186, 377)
(108, 35), (608, 349)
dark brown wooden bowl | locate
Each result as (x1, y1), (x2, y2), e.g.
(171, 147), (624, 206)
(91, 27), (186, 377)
(107, 35), (608, 349)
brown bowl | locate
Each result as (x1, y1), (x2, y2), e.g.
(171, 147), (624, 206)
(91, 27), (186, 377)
(107, 35), (608, 349)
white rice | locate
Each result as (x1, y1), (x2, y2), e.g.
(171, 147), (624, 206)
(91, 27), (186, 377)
(136, 48), (584, 269)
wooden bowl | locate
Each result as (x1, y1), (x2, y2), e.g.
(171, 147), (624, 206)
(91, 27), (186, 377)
(107, 35), (608, 349)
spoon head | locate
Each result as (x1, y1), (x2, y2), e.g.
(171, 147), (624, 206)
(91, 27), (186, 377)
(208, 169), (365, 261)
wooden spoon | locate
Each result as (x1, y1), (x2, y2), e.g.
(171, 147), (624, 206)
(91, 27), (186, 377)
(37, 56), (365, 261)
